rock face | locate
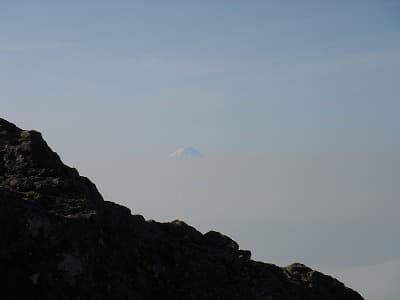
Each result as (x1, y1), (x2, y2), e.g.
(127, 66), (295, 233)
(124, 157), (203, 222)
(0, 118), (364, 300)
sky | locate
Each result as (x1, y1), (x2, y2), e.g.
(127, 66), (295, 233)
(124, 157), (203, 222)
(1, 1), (400, 298)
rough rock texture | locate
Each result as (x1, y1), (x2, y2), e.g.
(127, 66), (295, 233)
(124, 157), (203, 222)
(0, 118), (364, 300)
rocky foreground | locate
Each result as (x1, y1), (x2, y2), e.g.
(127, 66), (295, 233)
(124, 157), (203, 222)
(0, 118), (363, 300)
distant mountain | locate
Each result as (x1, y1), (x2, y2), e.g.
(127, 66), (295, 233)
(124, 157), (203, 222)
(169, 147), (203, 159)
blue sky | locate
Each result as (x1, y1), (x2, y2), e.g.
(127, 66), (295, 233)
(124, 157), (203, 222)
(2, 0), (400, 155)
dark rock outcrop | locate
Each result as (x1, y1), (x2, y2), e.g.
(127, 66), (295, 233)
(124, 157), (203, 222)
(0, 118), (364, 300)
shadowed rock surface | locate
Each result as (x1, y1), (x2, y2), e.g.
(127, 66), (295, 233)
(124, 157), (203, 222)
(0, 118), (364, 300)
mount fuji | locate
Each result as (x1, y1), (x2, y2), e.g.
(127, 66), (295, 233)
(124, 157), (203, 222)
(169, 147), (203, 159)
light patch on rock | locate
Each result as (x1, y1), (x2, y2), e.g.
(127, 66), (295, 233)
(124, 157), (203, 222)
(58, 254), (83, 286)
(29, 273), (40, 285)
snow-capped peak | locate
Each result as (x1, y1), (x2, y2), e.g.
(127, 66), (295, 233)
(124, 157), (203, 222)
(169, 147), (203, 159)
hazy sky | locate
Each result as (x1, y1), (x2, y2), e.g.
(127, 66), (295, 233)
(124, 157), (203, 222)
(2, 1), (400, 299)
(2, 0), (400, 154)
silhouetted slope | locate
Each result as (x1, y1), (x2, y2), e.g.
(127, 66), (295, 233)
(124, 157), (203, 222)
(0, 118), (364, 300)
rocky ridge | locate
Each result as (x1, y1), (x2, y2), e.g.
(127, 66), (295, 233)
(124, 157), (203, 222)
(0, 118), (364, 300)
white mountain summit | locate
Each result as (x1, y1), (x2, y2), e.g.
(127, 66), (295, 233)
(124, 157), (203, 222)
(169, 147), (203, 159)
